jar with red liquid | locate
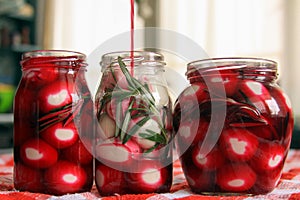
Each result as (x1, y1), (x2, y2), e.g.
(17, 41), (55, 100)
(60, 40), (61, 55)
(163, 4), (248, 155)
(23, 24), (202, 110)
(94, 51), (173, 195)
(173, 58), (294, 195)
(13, 50), (94, 195)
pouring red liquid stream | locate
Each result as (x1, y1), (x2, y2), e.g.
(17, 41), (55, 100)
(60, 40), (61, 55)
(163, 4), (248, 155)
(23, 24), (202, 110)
(130, 0), (134, 74)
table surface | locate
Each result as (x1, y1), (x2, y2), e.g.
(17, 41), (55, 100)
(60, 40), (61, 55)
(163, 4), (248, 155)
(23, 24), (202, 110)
(1, 149), (300, 200)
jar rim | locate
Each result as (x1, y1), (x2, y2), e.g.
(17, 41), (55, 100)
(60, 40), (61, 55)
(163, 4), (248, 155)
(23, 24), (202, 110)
(22, 50), (86, 60)
(100, 51), (166, 70)
(187, 57), (277, 70)
(21, 50), (87, 70)
(186, 57), (278, 82)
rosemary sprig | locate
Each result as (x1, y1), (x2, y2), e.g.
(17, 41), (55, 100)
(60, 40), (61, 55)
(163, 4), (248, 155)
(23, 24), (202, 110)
(118, 57), (136, 89)
(114, 100), (123, 137)
(139, 129), (167, 144)
(98, 57), (169, 151)
(120, 100), (134, 141)
(123, 115), (150, 144)
(39, 96), (88, 133)
(117, 57), (159, 116)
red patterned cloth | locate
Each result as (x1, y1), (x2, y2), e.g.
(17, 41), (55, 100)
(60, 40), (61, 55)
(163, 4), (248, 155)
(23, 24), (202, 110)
(1, 150), (300, 199)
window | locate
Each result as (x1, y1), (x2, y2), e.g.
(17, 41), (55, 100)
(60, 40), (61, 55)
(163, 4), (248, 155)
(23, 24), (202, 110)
(43, 0), (300, 119)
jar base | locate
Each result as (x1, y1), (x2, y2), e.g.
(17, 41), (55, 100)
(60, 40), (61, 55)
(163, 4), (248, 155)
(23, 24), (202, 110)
(199, 191), (253, 197)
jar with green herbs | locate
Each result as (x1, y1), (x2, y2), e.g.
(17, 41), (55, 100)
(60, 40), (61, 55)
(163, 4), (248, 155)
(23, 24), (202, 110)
(94, 51), (173, 195)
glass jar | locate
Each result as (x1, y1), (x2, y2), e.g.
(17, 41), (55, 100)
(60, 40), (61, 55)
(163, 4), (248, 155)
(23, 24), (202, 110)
(94, 51), (173, 195)
(14, 50), (94, 195)
(173, 58), (294, 195)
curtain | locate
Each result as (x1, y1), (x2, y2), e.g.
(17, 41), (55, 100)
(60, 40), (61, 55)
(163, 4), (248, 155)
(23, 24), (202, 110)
(159, 0), (283, 67)
(283, 0), (300, 121)
(159, 0), (300, 119)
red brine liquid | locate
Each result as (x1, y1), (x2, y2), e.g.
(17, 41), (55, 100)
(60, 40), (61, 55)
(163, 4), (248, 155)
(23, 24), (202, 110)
(173, 58), (294, 195)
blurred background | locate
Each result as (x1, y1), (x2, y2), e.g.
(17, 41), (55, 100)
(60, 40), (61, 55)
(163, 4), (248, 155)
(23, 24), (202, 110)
(0, 0), (299, 148)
